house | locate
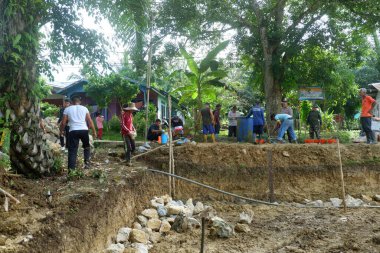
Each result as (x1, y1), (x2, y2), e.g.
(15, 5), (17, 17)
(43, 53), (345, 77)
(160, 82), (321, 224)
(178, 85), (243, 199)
(44, 78), (185, 122)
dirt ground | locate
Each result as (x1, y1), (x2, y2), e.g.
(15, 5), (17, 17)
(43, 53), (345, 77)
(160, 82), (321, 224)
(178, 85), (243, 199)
(0, 143), (380, 253)
(150, 201), (380, 253)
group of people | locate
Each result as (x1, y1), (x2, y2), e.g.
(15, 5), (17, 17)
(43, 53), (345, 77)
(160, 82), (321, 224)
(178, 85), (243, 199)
(200, 98), (324, 144)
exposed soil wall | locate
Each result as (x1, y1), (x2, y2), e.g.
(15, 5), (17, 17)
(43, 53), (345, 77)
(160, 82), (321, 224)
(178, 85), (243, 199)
(142, 143), (380, 202)
(0, 169), (168, 253)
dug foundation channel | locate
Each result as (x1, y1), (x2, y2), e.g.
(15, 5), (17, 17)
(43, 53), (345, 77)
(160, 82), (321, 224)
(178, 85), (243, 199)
(141, 143), (380, 202)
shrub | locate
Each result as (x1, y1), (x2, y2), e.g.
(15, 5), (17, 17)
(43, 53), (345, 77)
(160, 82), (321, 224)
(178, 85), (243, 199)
(134, 104), (157, 136)
(108, 115), (121, 132)
(41, 102), (60, 118)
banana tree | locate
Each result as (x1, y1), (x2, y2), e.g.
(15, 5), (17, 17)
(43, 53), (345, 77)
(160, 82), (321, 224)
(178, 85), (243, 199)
(177, 41), (229, 132)
(179, 41), (229, 110)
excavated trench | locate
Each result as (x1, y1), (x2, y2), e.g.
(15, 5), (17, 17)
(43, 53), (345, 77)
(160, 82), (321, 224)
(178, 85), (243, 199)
(142, 143), (380, 203)
(10, 143), (380, 253)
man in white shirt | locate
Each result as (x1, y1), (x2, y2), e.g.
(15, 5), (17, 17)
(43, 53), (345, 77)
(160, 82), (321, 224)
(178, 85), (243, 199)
(228, 105), (241, 137)
(60, 96), (97, 170)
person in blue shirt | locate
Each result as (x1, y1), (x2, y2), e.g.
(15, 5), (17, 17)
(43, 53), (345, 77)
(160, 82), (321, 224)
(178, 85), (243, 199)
(246, 101), (265, 143)
(271, 113), (297, 143)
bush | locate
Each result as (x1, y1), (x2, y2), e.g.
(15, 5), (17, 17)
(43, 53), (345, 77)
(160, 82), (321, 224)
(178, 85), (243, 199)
(108, 115), (121, 132)
(133, 104), (157, 136)
(41, 102), (60, 118)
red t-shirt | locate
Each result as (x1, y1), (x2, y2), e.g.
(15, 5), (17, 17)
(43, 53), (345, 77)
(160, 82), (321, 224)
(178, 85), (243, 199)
(121, 111), (135, 135)
(361, 95), (376, 117)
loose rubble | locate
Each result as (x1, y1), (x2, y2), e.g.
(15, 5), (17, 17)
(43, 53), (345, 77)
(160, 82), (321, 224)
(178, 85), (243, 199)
(104, 194), (248, 252)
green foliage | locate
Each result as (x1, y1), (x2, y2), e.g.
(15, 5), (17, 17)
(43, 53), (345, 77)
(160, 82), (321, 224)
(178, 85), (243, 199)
(300, 101), (312, 124)
(67, 169), (84, 180)
(91, 169), (107, 183)
(321, 110), (337, 131)
(0, 128), (11, 154)
(52, 157), (64, 175)
(176, 41), (229, 109)
(40, 102), (60, 118)
(133, 104), (157, 136)
(0, 155), (11, 172)
(32, 78), (52, 100)
(86, 73), (139, 109)
(108, 115), (121, 132)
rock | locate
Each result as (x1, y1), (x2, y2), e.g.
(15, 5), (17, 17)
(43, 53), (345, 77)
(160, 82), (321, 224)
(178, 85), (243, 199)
(141, 209), (159, 219)
(330, 198), (343, 208)
(186, 198), (194, 208)
(193, 202), (204, 214)
(235, 223), (251, 233)
(106, 243), (125, 253)
(161, 194), (172, 204)
(345, 195), (364, 207)
(155, 197), (164, 205)
(157, 205), (168, 217)
(306, 200), (324, 207)
(167, 205), (184, 215)
(147, 218), (162, 231)
(172, 213), (189, 233)
(159, 220), (171, 233)
(149, 232), (161, 243)
(123, 248), (136, 253)
(0, 235), (7, 246)
(137, 215), (148, 227)
(282, 151), (290, 157)
(142, 227), (153, 236)
(166, 217), (176, 224)
(239, 211), (253, 224)
(116, 227), (132, 243)
(323, 202), (333, 208)
(187, 217), (201, 229)
(183, 206), (194, 217)
(133, 243), (149, 253)
(130, 229), (148, 244)
(374, 195), (380, 201)
(133, 222), (142, 230)
(150, 199), (162, 208)
(372, 235), (380, 245)
(210, 217), (234, 238)
(361, 194), (373, 202)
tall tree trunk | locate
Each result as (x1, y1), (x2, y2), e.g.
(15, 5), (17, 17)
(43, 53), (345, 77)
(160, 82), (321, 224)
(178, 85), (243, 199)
(1, 1), (54, 177)
(260, 28), (282, 126)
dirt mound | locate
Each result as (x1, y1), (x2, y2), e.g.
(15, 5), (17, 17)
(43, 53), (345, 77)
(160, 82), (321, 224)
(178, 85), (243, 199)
(142, 143), (380, 202)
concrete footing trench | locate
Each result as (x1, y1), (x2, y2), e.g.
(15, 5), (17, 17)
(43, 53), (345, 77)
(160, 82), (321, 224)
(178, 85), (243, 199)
(1, 143), (380, 253)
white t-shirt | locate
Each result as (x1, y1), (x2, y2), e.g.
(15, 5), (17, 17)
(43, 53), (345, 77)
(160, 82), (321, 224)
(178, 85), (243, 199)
(228, 111), (241, 126)
(63, 105), (89, 131)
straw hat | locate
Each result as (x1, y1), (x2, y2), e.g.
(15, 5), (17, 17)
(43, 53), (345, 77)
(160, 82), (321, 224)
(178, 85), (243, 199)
(123, 102), (139, 111)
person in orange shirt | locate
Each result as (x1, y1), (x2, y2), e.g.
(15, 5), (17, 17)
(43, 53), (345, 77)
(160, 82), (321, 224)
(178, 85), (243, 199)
(359, 88), (377, 144)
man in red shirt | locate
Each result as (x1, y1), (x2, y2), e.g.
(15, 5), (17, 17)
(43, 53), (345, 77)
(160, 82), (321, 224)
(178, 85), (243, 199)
(121, 103), (138, 165)
(360, 88), (376, 144)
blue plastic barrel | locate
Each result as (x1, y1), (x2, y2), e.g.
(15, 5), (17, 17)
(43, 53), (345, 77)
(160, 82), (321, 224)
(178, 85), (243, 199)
(161, 133), (168, 144)
(237, 118), (254, 142)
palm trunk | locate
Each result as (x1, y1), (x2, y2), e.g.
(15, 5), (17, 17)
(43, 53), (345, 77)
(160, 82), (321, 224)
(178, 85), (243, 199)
(1, 1), (54, 176)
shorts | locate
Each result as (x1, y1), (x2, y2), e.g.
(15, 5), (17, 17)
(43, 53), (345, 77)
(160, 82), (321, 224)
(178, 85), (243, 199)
(203, 124), (215, 135)
(253, 125), (264, 134)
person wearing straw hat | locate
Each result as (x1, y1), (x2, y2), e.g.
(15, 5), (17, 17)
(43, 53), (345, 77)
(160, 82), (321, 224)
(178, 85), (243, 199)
(121, 102), (138, 166)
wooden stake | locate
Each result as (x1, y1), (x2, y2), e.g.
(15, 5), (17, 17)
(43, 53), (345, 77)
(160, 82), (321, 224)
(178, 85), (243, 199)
(0, 186), (21, 204)
(267, 150), (275, 202)
(337, 139), (347, 212)
(168, 96), (173, 198)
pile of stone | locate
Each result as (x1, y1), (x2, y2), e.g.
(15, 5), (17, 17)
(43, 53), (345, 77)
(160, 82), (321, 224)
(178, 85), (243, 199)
(105, 195), (251, 253)
(302, 194), (380, 208)
(43, 117), (60, 144)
